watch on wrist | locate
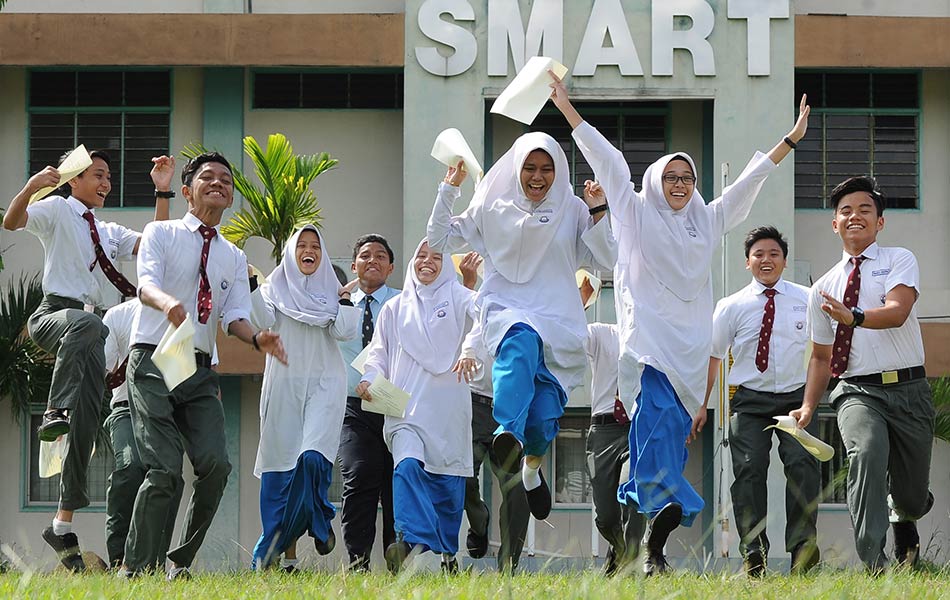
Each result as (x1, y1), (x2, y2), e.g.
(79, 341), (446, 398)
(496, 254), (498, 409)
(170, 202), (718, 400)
(850, 306), (865, 328)
(154, 189), (176, 199)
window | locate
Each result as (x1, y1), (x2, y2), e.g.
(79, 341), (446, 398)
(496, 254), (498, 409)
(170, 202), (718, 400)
(794, 71), (920, 209)
(253, 71), (403, 109)
(553, 413), (592, 506)
(817, 410), (848, 505)
(26, 410), (113, 507)
(28, 70), (172, 208)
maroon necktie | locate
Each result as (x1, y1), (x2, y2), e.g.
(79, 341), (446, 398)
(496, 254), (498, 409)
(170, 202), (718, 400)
(830, 256), (864, 377)
(613, 395), (629, 424)
(755, 288), (778, 372)
(82, 211), (136, 297)
(197, 224), (217, 325)
(106, 355), (130, 390)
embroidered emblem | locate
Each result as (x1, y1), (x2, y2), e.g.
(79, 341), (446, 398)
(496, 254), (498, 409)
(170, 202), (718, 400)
(796, 321), (805, 330)
(437, 310), (446, 318)
(539, 216), (550, 223)
(221, 280), (229, 290)
(880, 294), (886, 305)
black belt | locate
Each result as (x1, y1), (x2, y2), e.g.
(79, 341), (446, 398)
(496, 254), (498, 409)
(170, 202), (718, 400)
(131, 343), (213, 369)
(471, 393), (492, 408)
(845, 366), (926, 386)
(113, 400), (130, 409)
(591, 413), (628, 426)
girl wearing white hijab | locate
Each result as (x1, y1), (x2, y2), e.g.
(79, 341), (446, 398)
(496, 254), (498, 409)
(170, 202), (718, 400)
(249, 225), (360, 570)
(427, 132), (617, 522)
(551, 76), (810, 575)
(356, 239), (477, 573)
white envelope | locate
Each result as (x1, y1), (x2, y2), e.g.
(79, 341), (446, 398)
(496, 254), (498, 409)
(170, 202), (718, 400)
(362, 376), (410, 418)
(452, 253), (485, 281)
(576, 269), (602, 309)
(765, 415), (835, 462)
(38, 435), (68, 478)
(152, 315), (197, 391)
(490, 56), (569, 125)
(29, 145), (93, 204)
(431, 128), (484, 184)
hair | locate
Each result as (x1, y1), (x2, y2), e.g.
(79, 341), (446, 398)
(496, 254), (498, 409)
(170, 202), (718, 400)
(332, 264), (348, 287)
(181, 152), (233, 187)
(351, 233), (394, 264)
(829, 176), (885, 217)
(55, 149), (112, 197)
(744, 225), (789, 259)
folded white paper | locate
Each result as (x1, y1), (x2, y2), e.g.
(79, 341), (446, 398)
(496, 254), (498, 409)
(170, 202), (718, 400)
(29, 145), (93, 204)
(452, 253), (485, 281)
(576, 269), (602, 309)
(431, 128), (484, 184)
(490, 56), (569, 125)
(38, 435), (68, 478)
(765, 415), (835, 462)
(362, 376), (410, 418)
(351, 344), (371, 375)
(152, 315), (197, 391)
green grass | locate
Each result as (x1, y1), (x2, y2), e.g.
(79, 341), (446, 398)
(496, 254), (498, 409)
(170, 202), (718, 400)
(1, 569), (949, 600)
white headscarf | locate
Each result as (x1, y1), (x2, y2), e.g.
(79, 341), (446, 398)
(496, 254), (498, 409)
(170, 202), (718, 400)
(464, 131), (580, 284)
(398, 239), (474, 375)
(637, 152), (714, 302)
(262, 225), (340, 327)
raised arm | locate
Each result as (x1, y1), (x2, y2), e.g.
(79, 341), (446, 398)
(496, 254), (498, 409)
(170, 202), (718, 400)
(330, 279), (361, 342)
(2, 166), (61, 231)
(766, 94), (810, 166)
(427, 161), (476, 254)
(576, 180), (617, 272)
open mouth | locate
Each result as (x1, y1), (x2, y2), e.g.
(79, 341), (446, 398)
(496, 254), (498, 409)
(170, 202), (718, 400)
(97, 191), (107, 199)
(527, 183), (546, 194)
(760, 265), (773, 272)
(671, 191), (687, 199)
(847, 223), (865, 230)
(302, 256), (316, 265)
(419, 267), (435, 276)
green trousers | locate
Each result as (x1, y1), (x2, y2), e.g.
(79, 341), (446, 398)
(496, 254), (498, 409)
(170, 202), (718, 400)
(729, 386), (820, 558)
(28, 294), (109, 511)
(124, 348), (231, 571)
(831, 378), (935, 569)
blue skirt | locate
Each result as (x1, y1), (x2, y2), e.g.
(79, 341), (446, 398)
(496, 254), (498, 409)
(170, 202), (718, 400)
(393, 458), (465, 555)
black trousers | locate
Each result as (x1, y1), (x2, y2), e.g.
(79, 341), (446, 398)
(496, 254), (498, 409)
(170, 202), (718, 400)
(339, 397), (395, 565)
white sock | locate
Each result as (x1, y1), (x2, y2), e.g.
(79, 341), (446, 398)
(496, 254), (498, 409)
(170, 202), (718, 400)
(52, 518), (72, 536)
(522, 460), (541, 491)
(280, 557), (298, 569)
(441, 553), (455, 563)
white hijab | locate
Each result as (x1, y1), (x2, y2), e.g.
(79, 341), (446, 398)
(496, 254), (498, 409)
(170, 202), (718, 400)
(262, 225), (340, 327)
(398, 239), (473, 375)
(466, 131), (578, 284)
(638, 152), (714, 302)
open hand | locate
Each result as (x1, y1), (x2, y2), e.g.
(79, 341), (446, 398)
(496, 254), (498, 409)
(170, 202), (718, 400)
(256, 330), (288, 366)
(150, 155), (177, 192)
(444, 160), (467, 187)
(458, 251), (482, 290)
(453, 357), (479, 384)
(788, 94), (811, 144)
(819, 290), (854, 325)
(583, 180), (606, 209)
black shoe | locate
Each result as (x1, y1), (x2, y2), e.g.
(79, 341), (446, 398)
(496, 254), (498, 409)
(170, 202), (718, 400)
(743, 551), (766, 578)
(466, 522), (489, 559)
(37, 410), (69, 443)
(525, 470), (552, 520)
(384, 540), (411, 574)
(642, 503), (682, 576)
(167, 566), (192, 581)
(115, 566), (140, 579)
(893, 521), (920, 569)
(282, 564), (300, 574)
(41, 526), (85, 572)
(441, 556), (459, 574)
(643, 551), (671, 576)
(791, 540), (820, 574)
(492, 432), (524, 475)
(314, 530), (336, 556)
(348, 554), (370, 573)
(602, 546), (618, 576)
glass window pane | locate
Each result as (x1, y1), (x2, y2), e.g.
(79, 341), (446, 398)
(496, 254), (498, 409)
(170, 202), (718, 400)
(254, 73), (301, 108)
(825, 73), (870, 108)
(125, 71), (171, 107)
(30, 71), (76, 107)
(795, 72), (824, 108)
(302, 73), (348, 108)
(349, 73), (400, 109)
(872, 73), (918, 108)
(554, 415), (591, 505)
(77, 71), (123, 106)
(818, 414), (847, 504)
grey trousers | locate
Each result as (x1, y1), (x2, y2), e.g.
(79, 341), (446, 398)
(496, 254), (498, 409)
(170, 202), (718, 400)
(831, 378), (935, 569)
(28, 294), (109, 511)
(125, 348), (232, 571)
(586, 419), (644, 564)
(464, 396), (530, 572)
(105, 404), (182, 568)
(729, 386), (820, 558)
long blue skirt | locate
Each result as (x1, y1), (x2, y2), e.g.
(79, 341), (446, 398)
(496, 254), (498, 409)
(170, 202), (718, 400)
(393, 458), (465, 555)
(251, 449), (335, 568)
(492, 323), (567, 457)
(618, 365), (704, 527)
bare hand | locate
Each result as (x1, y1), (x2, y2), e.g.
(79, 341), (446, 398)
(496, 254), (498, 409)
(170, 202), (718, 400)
(355, 381), (372, 402)
(583, 180), (606, 209)
(164, 300), (187, 328)
(28, 166), (61, 193)
(687, 406), (707, 445)
(340, 278), (360, 298)
(789, 406), (813, 429)
(788, 94), (811, 144)
(150, 156), (176, 192)
(458, 251), (482, 290)
(444, 160), (467, 187)
(819, 290), (854, 326)
(548, 70), (571, 109)
(452, 357), (479, 383)
(256, 330), (288, 366)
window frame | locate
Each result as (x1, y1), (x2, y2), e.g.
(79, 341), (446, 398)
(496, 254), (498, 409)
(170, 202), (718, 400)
(550, 408), (594, 510)
(249, 67), (404, 111)
(816, 403), (850, 510)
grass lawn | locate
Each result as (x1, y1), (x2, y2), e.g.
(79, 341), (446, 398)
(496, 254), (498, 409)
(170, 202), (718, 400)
(1, 568), (948, 599)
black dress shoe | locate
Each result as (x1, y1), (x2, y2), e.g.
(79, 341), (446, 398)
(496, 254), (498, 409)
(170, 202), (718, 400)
(166, 566), (192, 581)
(282, 564), (300, 574)
(384, 540), (411, 574)
(314, 530), (336, 555)
(790, 540), (820, 574)
(491, 432), (524, 475)
(893, 521), (920, 569)
(743, 551), (766, 577)
(441, 556), (459, 574)
(348, 554), (371, 573)
(41, 526), (85, 572)
(643, 551), (671, 576)
(602, 546), (618, 576)
(466, 523), (489, 559)
(642, 502), (682, 576)
(525, 470), (552, 520)
(38, 410), (69, 443)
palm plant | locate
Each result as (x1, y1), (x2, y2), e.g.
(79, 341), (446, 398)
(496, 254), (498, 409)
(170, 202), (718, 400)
(183, 134), (337, 263)
(928, 376), (950, 444)
(0, 274), (53, 421)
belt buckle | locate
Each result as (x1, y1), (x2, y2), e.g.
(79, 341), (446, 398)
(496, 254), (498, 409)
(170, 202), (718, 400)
(881, 371), (899, 385)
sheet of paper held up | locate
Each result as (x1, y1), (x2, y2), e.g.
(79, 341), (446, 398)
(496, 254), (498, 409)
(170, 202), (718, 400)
(152, 315), (197, 391)
(362, 376), (410, 419)
(490, 57), (569, 125)
(431, 128), (484, 184)
(765, 415), (835, 462)
(29, 145), (93, 203)
(351, 344), (371, 375)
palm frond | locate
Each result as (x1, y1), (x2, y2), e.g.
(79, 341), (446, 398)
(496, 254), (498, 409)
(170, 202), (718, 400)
(929, 377), (950, 444)
(0, 274), (53, 421)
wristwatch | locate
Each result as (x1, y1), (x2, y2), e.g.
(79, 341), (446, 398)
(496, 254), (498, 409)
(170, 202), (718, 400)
(154, 189), (176, 199)
(850, 306), (865, 328)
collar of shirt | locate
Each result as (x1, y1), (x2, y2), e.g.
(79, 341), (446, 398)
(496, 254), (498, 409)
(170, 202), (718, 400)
(839, 241), (880, 270)
(351, 284), (391, 307)
(182, 211), (220, 234)
(65, 195), (92, 218)
(749, 277), (787, 297)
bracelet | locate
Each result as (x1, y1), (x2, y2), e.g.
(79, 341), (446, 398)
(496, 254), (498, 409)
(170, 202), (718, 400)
(783, 136), (797, 150)
(251, 331), (261, 351)
(154, 189), (175, 199)
(589, 204), (608, 216)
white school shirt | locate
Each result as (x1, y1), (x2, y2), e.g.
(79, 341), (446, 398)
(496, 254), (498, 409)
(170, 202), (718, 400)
(132, 212), (251, 355)
(711, 278), (810, 394)
(572, 122), (777, 417)
(585, 322), (626, 418)
(23, 195), (138, 308)
(249, 287), (360, 477)
(809, 243), (924, 376)
(103, 299), (140, 408)
(361, 293), (477, 477)
(427, 182), (617, 395)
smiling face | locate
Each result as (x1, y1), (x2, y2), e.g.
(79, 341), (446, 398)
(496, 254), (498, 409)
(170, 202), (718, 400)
(661, 158), (695, 211)
(832, 191), (884, 254)
(520, 149), (555, 203)
(352, 241), (394, 291)
(69, 157), (111, 209)
(295, 229), (322, 275)
(413, 242), (443, 285)
(746, 238), (787, 287)
(184, 161), (234, 212)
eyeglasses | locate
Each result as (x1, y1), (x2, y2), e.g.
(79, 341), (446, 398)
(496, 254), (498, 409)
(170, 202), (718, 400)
(662, 174), (696, 185)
